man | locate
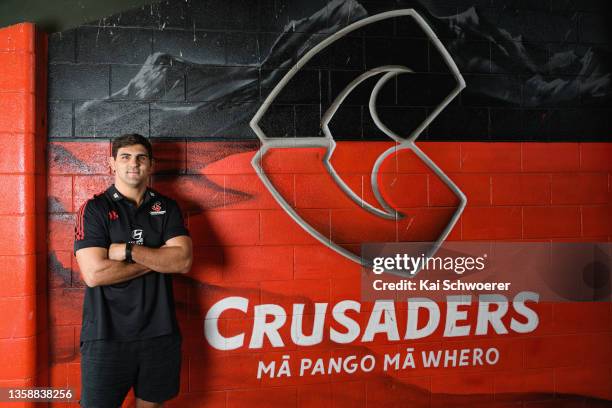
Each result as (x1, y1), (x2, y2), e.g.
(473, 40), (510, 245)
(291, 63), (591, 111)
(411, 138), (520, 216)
(74, 134), (193, 408)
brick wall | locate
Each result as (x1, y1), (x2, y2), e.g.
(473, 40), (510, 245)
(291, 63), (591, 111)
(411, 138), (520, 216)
(47, 0), (612, 142)
(47, 140), (612, 407)
(40, 0), (612, 406)
(0, 22), (48, 405)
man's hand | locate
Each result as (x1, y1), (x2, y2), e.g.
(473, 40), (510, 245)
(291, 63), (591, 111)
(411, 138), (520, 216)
(108, 243), (127, 262)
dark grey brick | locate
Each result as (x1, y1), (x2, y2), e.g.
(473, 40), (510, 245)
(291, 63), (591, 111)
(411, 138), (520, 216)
(48, 101), (73, 138)
(394, 10), (429, 39)
(259, 104), (295, 137)
(462, 74), (522, 107)
(110, 64), (185, 101)
(295, 104), (325, 137)
(546, 43), (588, 75)
(49, 29), (76, 63)
(489, 108), (526, 140)
(523, 75), (580, 108)
(396, 73), (430, 106)
(328, 105), (362, 139)
(551, 0), (607, 13)
(480, 8), (578, 43)
(418, 0), (491, 8)
(397, 6), (459, 40)
(484, 0), (551, 12)
(427, 101), (489, 139)
(150, 102), (257, 138)
(490, 40), (547, 75)
(435, 40), (490, 74)
(260, 32), (332, 70)
(359, 2), (397, 36)
(91, 1), (191, 29)
(326, 0), (368, 34)
(186, 66), (259, 103)
(48, 64), (109, 100)
(226, 32), (261, 66)
(579, 12), (608, 44)
(522, 108), (551, 140)
(259, 0), (329, 33)
(190, 0), (259, 31)
(365, 37), (428, 72)
(75, 101), (149, 137)
(580, 73), (612, 107)
(259, 32), (296, 69)
(302, 34), (333, 69)
(331, 36), (364, 69)
(548, 108), (611, 141)
(153, 30), (225, 65)
(77, 27), (152, 64)
(397, 73), (458, 106)
(261, 69), (329, 104)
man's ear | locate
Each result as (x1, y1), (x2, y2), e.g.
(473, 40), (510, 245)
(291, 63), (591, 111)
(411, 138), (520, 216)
(108, 156), (116, 173)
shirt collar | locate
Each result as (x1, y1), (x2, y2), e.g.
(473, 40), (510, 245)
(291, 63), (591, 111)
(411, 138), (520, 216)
(144, 189), (157, 204)
(108, 184), (123, 201)
(107, 184), (156, 205)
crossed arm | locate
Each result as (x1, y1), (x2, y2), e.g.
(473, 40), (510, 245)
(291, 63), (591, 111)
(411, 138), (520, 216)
(75, 236), (193, 287)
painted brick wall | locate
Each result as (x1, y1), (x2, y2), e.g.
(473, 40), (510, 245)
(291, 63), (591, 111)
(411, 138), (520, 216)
(41, 0), (612, 406)
(0, 22), (48, 405)
(47, 0), (612, 142)
(47, 140), (611, 407)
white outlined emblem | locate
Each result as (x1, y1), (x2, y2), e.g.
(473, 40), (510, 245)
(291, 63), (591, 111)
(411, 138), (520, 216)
(250, 9), (467, 275)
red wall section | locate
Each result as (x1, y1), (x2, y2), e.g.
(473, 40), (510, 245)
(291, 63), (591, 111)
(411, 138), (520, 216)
(0, 22), (48, 402)
(47, 140), (612, 407)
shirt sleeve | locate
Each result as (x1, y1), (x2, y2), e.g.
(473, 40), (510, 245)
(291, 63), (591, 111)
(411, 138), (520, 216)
(163, 199), (190, 243)
(74, 199), (110, 254)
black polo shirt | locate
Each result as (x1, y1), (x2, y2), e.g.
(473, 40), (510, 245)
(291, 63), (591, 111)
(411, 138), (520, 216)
(74, 184), (189, 342)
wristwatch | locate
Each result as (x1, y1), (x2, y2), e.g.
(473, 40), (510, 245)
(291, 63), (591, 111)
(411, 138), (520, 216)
(125, 242), (135, 263)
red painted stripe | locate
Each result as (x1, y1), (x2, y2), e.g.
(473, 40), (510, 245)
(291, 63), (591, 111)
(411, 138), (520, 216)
(76, 190), (106, 240)
(75, 200), (88, 240)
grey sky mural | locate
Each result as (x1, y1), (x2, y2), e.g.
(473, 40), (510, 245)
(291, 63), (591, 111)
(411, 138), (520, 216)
(48, 0), (612, 141)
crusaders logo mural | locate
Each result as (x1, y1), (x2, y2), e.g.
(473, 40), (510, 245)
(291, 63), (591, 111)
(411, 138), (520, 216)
(251, 9), (466, 268)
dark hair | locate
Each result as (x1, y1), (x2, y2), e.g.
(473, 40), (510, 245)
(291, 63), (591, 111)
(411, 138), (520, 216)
(111, 134), (153, 160)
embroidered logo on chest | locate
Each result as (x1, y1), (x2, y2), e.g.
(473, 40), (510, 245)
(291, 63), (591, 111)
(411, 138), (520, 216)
(150, 201), (166, 215)
(108, 210), (119, 220)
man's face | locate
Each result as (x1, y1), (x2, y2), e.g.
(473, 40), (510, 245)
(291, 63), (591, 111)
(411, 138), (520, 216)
(109, 144), (153, 188)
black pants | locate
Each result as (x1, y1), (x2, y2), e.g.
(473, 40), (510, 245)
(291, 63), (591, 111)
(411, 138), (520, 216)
(80, 333), (181, 408)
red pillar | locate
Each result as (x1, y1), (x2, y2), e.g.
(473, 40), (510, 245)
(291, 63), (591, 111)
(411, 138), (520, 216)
(0, 22), (48, 403)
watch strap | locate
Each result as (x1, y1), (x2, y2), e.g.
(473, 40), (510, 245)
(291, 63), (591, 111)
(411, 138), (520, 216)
(125, 242), (135, 263)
